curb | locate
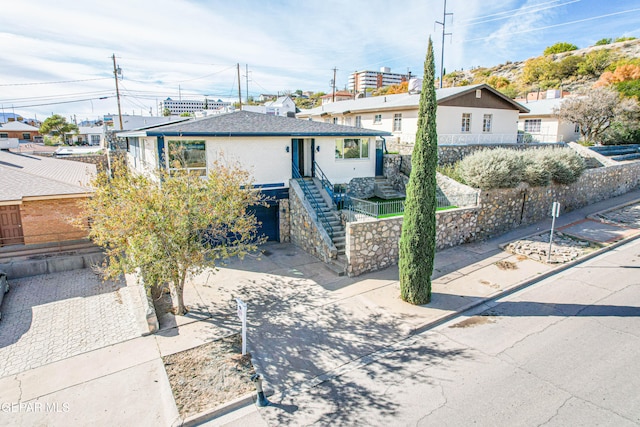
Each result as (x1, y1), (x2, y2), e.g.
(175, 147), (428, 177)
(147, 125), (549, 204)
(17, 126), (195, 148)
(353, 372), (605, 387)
(413, 225), (640, 337)
(178, 388), (275, 427)
(273, 225), (640, 399)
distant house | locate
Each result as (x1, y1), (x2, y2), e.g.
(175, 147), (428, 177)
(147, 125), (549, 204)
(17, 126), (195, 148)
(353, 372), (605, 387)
(120, 110), (390, 241)
(298, 84), (529, 147)
(517, 97), (580, 143)
(72, 127), (104, 146)
(0, 150), (94, 247)
(320, 91), (355, 105)
(0, 121), (42, 142)
(242, 96), (297, 117)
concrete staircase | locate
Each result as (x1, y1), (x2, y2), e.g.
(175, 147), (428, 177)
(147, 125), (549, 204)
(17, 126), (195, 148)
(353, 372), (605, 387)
(374, 177), (404, 199)
(300, 178), (347, 275)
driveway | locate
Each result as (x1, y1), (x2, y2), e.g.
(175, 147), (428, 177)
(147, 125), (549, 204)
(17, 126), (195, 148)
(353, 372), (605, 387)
(0, 269), (149, 378)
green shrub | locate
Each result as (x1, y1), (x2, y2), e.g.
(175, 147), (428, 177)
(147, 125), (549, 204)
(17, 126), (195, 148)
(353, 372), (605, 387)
(595, 38), (612, 46)
(459, 148), (525, 189)
(522, 152), (551, 187)
(541, 147), (585, 184)
(437, 162), (466, 184)
(544, 42), (578, 55)
(457, 147), (585, 189)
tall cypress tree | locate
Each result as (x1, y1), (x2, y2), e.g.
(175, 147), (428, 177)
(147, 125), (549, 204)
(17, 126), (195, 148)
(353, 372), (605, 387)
(399, 38), (438, 305)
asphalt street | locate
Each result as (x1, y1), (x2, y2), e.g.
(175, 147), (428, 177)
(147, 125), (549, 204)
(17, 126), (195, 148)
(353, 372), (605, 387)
(208, 238), (640, 426)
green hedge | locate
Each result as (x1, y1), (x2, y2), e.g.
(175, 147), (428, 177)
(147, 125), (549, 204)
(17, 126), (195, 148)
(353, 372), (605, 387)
(458, 147), (585, 189)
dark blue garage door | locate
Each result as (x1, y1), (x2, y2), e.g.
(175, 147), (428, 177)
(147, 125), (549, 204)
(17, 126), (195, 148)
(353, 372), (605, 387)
(251, 202), (279, 242)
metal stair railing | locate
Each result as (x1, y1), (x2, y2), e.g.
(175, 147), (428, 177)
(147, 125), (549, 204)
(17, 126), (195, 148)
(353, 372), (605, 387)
(313, 161), (340, 207)
(292, 164), (334, 237)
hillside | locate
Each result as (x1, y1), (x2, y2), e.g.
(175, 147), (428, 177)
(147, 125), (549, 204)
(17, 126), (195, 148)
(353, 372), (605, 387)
(442, 38), (640, 97)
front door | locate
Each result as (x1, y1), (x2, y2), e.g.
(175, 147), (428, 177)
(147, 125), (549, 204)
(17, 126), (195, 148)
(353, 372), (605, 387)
(0, 205), (24, 246)
(291, 138), (315, 178)
(375, 139), (384, 176)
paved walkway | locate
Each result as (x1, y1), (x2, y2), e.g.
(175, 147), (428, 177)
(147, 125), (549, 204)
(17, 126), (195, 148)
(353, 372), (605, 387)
(0, 269), (149, 378)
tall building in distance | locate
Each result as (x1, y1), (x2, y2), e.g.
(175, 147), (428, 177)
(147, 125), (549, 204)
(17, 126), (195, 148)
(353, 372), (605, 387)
(159, 97), (231, 115)
(348, 67), (409, 94)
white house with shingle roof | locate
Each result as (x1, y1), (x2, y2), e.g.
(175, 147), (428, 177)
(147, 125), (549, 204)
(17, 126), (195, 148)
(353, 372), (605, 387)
(297, 84), (529, 147)
(0, 150), (95, 246)
(120, 110), (391, 241)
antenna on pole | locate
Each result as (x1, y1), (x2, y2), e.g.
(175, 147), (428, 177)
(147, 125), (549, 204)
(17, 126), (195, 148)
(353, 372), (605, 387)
(435, 0), (453, 88)
(331, 67), (338, 102)
(237, 63), (242, 109)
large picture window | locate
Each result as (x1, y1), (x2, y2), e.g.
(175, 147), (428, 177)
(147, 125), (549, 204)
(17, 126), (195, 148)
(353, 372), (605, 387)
(335, 138), (370, 160)
(524, 119), (542, 133)
(167, 140), (207, 175)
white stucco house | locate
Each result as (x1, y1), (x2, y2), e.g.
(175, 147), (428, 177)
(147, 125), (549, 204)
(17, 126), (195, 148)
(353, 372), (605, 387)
(297, 84), (529, 147)
(517, 98), (580, 143)
(242, 96), (297, 117)
(120, 110), (391, 240)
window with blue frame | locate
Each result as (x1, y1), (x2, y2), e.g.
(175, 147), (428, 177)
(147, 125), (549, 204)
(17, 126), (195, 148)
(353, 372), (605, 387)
(335, 138), (369, 159)
(167, 140), (207, 175)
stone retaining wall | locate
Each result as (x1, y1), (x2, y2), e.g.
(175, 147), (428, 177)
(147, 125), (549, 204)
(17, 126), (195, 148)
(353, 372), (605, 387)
(288, 180), (336, 262)
(345, 160), (640, 276)
(345, 206), (479, 277)
(347, 177), (376, 199)
(278, 199), (291, 243)
(384, 143), (567, 166)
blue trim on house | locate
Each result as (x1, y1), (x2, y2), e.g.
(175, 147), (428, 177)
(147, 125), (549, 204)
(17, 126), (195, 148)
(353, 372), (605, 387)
(157, 136), (165, 169)
(261, 187), (289, 200)
(146, 131), (387, 137)
(253, 183), (286, 189)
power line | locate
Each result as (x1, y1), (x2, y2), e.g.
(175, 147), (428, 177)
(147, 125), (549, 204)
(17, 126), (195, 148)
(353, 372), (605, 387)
(9, 96), (115, 109)
(456, 0), (581, 28)
(0, 77), (111, 87)
(462, 7), (640, 42)
(459, 0), (572, 22)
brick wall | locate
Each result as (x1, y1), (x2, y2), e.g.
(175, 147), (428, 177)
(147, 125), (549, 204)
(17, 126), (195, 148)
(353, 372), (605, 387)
(20, 197), (89, 244)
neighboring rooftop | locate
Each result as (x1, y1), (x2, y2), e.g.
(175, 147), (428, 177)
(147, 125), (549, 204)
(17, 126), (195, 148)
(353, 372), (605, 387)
(0, 121), (40, 131)
(0, 151), (95, 202)
(121, 110), (391, 137)
(298, 84), (529, 116)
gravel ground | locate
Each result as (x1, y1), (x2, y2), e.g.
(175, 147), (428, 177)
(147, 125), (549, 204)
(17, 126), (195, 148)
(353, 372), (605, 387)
(504, 231), (598, 263)
(163, 333), (255, 419)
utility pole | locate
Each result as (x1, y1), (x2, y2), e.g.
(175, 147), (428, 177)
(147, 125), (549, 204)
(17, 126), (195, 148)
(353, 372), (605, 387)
(435, 0), (452, 88)
(111, 54), (124, 130)
(245, 64), (250, 103)
(332, 67), (337, 102)
(237, 63), (242, 109)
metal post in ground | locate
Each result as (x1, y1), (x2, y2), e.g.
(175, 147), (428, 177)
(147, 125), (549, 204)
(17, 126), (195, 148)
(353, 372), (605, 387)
(547, 201), (561, 263)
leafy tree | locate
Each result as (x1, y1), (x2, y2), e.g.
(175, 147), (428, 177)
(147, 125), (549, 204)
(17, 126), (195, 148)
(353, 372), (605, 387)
(577, 49), (613, 76)
(163, 108), (171, 116)
(544, 42), (578, 55)
(554, 87), (639, 142)
(522, 56), (555, 83)
(179, 112), (193, 117)
(399, 37), (438, 305)
(486, 75), (511, 89)
(39, 114), (78, 144)
(80, 154), (267, 315)
(595, 38), (612, 46)
(615, 79), (640, 99)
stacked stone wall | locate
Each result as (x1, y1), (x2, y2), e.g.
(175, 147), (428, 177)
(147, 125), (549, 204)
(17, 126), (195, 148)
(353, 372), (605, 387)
(288, 181), (336, 262)
(278, 199), (290, 243)
(346, 160), (640, 276)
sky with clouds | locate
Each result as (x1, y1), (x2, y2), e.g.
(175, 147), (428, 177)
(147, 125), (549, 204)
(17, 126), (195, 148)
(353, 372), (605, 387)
(1, 0), (639, 122)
